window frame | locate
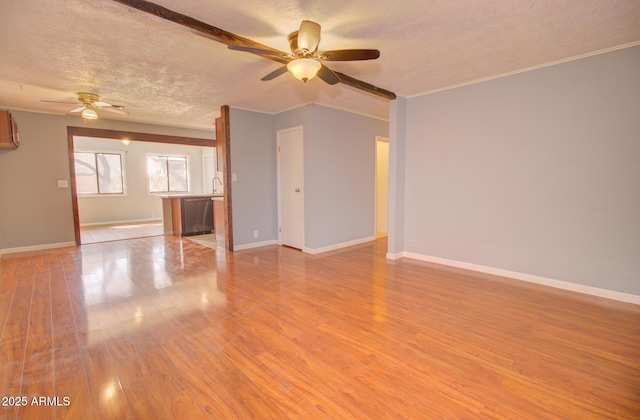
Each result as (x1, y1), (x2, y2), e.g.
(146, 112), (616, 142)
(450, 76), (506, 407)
(145, 153), (190, 194)
(73, 150), (128, 197)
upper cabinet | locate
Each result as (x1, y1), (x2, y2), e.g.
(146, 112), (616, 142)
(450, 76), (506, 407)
(0, 110), (20, 150)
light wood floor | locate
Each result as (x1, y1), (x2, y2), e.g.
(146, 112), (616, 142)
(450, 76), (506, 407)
(80, 221), (164, 244)
(182, 233), (217, 250)
(0, 237), (638, 419)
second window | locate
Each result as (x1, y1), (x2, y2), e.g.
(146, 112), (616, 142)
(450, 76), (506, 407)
(147, 154), (189, 193)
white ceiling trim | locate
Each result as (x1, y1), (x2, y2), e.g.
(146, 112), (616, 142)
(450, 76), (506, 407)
(407, 41), (640, 99)
(231, 101), (390, 122)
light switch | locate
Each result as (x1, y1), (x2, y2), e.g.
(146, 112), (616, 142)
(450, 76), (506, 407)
(232, 173), (237, 182)
(58, 180), (69, 188)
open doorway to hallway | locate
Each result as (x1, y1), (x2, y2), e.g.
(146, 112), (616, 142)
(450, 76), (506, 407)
(375, 136), (389, 238)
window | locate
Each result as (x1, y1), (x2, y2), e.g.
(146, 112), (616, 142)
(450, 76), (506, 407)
(147, 154), (189, 193)
(74, 152), (125, 195)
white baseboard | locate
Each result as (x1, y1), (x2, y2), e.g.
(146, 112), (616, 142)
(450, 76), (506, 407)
(234, 239), (279, 251)
(386, 252), (403, 260)
(80, 218), (162, 227)
(0, 241), (77, 257)
(400, 252), (640, 305)
(304, 236), (376, 255)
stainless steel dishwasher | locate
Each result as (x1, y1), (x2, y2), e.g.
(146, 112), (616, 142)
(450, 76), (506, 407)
(181, 197), (213, 236)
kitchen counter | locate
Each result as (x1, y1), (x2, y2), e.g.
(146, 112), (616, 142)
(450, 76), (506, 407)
(156, 193), (224, 198)
(160, 194), (223, 236)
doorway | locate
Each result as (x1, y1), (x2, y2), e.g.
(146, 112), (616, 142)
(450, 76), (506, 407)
(67, 126), (217, 245)
(74, 136), (215, 244)
(277, 126), (304, 249)
(375, 136), (389, 237)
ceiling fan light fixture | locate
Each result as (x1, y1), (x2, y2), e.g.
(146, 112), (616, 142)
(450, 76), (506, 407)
(81, 107), (98, 120)
(287, 58), (321, 83)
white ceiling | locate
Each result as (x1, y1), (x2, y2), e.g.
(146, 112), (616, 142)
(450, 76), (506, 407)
(1, 0), (639, 130)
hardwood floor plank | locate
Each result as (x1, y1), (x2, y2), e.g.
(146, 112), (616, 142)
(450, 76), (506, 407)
(55, 375), (95, 420)
(139, 348), (188, 399)
(0, 289), (16, 338)
(82, 343), (134, 420)
(219, 343), (314, 418)
(214, 365), (289, 419)
(54, 348), (86, 383)
(160, 339), (252, 418)
(114, 355), (173, 420)
(168, 389), (214, 419)
(0, 361), (22, 402)
(1, 290), (33, 343)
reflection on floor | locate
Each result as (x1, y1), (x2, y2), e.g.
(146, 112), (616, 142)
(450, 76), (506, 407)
(183, 233), (217, 249)
(80, 220), (164, 244)
(1, 236), (639, 418)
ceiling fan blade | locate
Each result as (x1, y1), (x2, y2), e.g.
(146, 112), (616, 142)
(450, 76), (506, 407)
(321, 49), (380, 61)
(41, 100), (80, 105)
(228, 45), (288, 58)
(298, 20), (321, 53)
(261, 66), (289, 81)
(316, 65), (340, 85)
(70, 106), (86, 113)
(112, 0), (289, 64)
(102, 107), (128, 115)
(94, 100), (113, 107)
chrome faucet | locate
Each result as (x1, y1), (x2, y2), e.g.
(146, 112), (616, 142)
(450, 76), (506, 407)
(212, 177), (223, 194)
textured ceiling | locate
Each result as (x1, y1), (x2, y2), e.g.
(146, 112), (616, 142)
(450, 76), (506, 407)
(0, 0), (639, 130)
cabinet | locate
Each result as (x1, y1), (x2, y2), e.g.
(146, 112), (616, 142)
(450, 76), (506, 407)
(0, 110), (20, 150)
(213, 197), (226, 245)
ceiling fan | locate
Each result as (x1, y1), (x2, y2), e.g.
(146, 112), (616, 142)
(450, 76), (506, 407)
(42, 92), (127, 120)
(109, 0), (395, 99)
(228, 20), (380, 85)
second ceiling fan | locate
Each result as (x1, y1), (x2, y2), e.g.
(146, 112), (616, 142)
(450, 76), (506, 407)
(42, 92), (127, 120)
(228, 20), (380, 85)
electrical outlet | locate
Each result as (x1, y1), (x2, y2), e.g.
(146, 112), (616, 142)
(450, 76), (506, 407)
(57, 180), (68, 188)
(253, 230), (259, 238)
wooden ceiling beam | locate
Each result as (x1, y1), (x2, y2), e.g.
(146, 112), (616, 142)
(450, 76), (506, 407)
(111, 0), (289, 63)
(110, 0), (396, 100)
(335, 72), (396, 100)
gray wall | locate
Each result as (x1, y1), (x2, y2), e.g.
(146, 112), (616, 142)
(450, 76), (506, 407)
(387, 97), (407, 257)
(274, 104), (389, 250)
(75, 136), (208, 225)
(0, 110), (213, 250)
(402, 45), (640, 295)
(304, 105), (389, 249)
(229, 108), (278, 246)
(231, 105), (389, 250)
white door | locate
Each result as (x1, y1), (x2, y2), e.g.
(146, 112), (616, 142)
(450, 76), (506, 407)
(277, 126), (304, 249)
